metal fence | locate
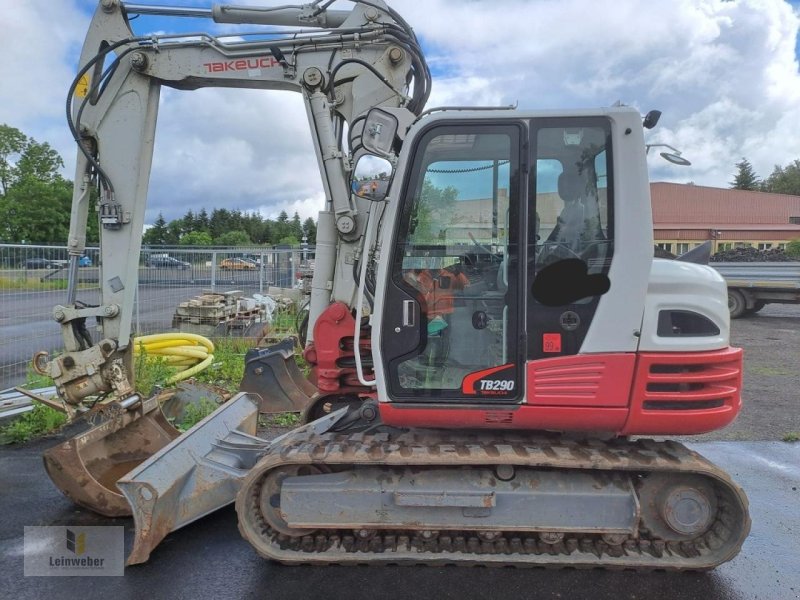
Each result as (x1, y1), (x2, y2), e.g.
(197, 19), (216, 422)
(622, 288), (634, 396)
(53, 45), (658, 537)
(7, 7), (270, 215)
(0, 243), (313, 389)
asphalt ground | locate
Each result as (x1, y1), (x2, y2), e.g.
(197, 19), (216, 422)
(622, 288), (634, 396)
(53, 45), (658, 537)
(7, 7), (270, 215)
(0, 436), (797, 600)
(0, 304), (798, 599)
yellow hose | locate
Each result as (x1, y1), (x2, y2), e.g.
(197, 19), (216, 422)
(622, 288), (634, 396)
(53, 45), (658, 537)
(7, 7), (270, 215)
(133, 333), (215, 384)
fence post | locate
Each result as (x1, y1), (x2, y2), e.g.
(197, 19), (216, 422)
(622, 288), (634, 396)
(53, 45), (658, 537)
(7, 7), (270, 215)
(211, 251), (217, 292)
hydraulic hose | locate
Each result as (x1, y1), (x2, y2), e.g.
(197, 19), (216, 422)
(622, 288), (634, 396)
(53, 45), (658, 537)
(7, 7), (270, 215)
(133, 333), (215, 384)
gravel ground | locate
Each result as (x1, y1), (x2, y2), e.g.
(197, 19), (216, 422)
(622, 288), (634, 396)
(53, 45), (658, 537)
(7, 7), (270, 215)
(680, 302), (800, 442)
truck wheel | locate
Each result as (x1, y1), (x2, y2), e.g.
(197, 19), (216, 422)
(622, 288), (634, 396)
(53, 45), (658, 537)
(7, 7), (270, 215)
(727, 289), (746, 319)
(744, 300), (766, 316)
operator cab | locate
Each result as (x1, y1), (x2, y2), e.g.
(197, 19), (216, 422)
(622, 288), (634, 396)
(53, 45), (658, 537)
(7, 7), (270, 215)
(379, 115), (618, 405)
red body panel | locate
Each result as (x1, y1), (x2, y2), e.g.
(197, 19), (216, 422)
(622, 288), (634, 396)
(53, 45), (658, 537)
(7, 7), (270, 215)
(526, 354), (636, 407)
(304, 302), (372, 393)
(379, 348), (743, 436)
(621, 346), (743, 435)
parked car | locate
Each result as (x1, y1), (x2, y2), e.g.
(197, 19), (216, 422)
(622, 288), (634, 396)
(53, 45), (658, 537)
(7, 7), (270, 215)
(23, 258), (56, 269)
(145, 255), (190, 270)
(241, 254), (263, 266)
(78, 255), (92, 267)
(219, 258), (257, 270)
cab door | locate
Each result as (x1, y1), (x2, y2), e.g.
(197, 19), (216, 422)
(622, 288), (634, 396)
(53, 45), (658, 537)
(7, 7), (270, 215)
(380, 122), (526, 402)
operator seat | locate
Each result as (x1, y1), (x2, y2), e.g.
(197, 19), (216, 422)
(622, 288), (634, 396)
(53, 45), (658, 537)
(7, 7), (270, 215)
(546, 171), (605, 253)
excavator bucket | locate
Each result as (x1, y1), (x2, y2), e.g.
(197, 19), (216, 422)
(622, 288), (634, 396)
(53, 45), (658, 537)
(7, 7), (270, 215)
(239, 337), (318, 415)
(42, 383), (230, 517)
(43, 394), (181, 517)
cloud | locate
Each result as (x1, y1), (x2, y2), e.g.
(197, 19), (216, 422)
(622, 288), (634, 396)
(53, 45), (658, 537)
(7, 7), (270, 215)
(396, 0), (800, 185)
(0, 0), (88, 159)
(2, 0), (800, 225)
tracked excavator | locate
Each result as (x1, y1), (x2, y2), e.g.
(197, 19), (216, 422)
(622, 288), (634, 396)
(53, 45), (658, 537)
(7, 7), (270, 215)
(34, 0), (750, 570)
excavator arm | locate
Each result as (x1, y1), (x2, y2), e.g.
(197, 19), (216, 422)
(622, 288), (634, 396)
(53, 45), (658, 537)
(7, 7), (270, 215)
(43, 0), (428, 408)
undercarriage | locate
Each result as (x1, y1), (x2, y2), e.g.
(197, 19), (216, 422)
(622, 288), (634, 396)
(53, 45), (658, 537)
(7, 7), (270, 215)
(236, 427), (750, 570)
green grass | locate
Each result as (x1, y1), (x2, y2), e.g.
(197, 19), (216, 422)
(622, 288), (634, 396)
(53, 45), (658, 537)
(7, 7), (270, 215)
(134, 351), (174, 397)
(0, 367), (67, 444)
(259, 412), (301, 428)
(0, 276), (68, 291)
(179, 397), (220, 431)
(24, 365), (54, 390)
(271, 306), (299, 332)
(0, 402), (67, 444)
(195, 338), (250, 393)
(782, 432), (800, 442)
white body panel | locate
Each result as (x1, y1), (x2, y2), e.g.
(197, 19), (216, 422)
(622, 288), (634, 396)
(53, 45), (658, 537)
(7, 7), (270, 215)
(637, 260), (730, 352)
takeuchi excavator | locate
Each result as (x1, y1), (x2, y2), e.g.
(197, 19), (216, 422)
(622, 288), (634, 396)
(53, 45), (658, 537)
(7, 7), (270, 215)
(34, 0), (750, 570)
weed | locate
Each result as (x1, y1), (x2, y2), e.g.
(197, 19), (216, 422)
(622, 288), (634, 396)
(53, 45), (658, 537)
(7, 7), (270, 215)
(259, 412), (301, 428)
(25, 365), (53, 389)
(196, 338), (250, 392)
(271, 307), (297, 333)
(135, 350), (174, 397)
(0, 402), (67, 444)
(782, 432), (799, 443)
(179, 397), (220, 431)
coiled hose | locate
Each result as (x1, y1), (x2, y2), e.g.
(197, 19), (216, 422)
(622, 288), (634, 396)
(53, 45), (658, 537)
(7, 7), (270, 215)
(132, 333), (214, 384)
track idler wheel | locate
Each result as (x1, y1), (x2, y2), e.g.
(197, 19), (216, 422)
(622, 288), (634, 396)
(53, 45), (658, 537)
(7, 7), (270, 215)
(638, 473), (718, 541)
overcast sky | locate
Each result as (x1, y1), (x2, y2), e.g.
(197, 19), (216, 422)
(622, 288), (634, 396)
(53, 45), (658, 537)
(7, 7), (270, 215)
(2, 0), (800, 226)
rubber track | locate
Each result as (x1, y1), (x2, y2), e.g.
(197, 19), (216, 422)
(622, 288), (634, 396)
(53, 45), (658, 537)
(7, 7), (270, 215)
(235, 428), (750, 570)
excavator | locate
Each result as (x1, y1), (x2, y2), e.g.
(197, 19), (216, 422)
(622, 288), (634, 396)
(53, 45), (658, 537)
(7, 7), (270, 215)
(33, 0), (750, 570)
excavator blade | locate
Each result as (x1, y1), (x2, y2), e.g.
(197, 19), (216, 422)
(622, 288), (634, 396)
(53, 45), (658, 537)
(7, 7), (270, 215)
(239, 337), (318, 415)
(116, 392), (265, 565)
(43, 394), (181, 517)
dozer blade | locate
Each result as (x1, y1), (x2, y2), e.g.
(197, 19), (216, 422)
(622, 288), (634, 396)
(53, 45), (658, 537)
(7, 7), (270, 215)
(239, 337), (318, 415)
(117, 396), (349, 566)
(116, 392), (265, 565)
(43, 394), (181, 517)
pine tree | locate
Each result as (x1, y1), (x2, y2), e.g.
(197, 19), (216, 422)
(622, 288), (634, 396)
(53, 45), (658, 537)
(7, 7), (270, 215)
(730, 158), (760, 190)
(197, 208), (210, 232)
(143, 213), (169, 245)
(302, 217), (317, 245)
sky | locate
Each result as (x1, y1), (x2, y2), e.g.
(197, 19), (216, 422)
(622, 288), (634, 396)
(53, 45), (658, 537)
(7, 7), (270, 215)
(2, 0), (800, 226)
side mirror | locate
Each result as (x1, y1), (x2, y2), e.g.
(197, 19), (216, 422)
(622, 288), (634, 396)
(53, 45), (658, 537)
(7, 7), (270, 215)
(352, 155), (393, 202)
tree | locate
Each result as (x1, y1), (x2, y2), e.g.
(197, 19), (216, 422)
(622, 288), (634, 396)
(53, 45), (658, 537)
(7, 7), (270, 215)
(143, 213), (169, 245)
(302, 217), (317, 245)
(290, 211), (303, 241)
(761, 159), (800, 196)
(196, 208), (210, 232)
(0, 177), (72, 242)
(215, 230), (251, 246)
(181, 209), (196, 235)
(16, 140), (64, 184)
(179, 230), (213, 246)
(730, 158), (760, 191)
(272, 210), (291, 241)
(787, 238), (800, 258)
(0, 124), (27, 195)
